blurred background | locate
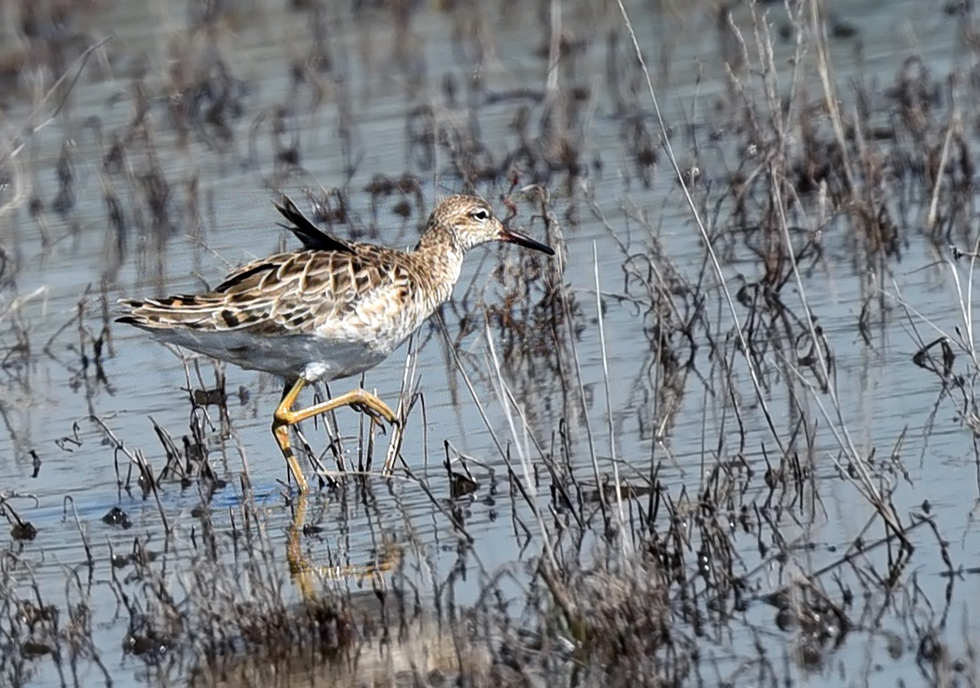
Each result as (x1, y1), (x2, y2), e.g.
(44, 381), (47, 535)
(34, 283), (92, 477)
(0, 1), (977, 686)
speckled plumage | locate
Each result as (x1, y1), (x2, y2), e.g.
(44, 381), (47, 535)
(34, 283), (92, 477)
(118, 194), (554, 491)
(119, 195), (552, 380)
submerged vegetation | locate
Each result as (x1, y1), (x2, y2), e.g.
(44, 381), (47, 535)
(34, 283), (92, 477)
(1, 0), (980, 686)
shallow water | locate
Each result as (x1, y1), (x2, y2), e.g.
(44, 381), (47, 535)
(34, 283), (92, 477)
(1, 0), (979, 686)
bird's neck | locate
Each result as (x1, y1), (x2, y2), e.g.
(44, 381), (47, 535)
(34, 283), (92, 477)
(412, 230), (465, 307)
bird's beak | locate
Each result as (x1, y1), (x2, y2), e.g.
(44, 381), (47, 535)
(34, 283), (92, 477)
(500, 227), (555, 256)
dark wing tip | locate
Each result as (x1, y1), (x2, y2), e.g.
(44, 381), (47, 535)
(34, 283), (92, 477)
(273, 195), (301, 222)
(274, 195), (355, 253)
(116, 298), (142, 325)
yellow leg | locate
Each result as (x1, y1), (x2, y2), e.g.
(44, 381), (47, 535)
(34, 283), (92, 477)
(287, 491), (316, 599)
(287, 489), (403, 600)
(271, 378), (398, 491)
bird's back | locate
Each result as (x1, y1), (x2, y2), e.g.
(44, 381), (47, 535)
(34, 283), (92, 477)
(119, 241), (448, 380)
(117, 192), (544, 381)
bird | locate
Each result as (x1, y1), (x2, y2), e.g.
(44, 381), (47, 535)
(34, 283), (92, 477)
(118, 194), (555, 491)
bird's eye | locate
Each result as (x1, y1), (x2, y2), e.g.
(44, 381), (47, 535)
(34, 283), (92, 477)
(470, 208), (490, 221)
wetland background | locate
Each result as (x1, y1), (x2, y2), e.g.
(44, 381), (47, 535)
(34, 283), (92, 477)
(0, 0), (978, 686)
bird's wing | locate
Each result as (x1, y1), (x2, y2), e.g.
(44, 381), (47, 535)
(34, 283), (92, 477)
(119, 246), (416, 339)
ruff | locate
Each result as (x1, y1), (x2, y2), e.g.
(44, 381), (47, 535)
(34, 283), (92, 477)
(119, 194), (555, 491)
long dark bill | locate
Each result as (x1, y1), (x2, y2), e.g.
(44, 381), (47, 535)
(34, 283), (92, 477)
(501, 227), (555, 256)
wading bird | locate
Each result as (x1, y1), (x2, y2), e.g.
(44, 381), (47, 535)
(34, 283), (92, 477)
(118, 195), (555, 491)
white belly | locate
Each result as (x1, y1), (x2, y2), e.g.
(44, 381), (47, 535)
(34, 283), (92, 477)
(144, 327), (394, 382)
